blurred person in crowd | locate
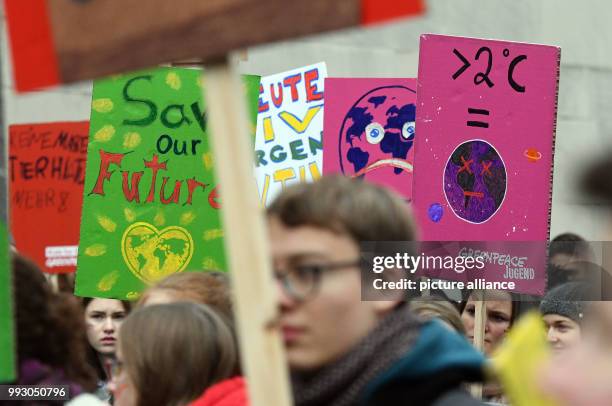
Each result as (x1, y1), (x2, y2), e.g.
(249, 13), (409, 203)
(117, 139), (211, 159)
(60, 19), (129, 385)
(268, 176), (485, 406)
(547, 233), (595, 290)
(137, 271), (240, 376)
(460, 290), (520, 356)
(12, 253), (97, 404)
(82, 297), (131, 402)
(539, 154), (612, 405)
(562, 260), (612, 300)
(549, 233), (595, 269)
(137, 271), (233, 322)
(548, 233), (596, 290)
(109, 302), (242, 406)
(410, 294), (466, 335)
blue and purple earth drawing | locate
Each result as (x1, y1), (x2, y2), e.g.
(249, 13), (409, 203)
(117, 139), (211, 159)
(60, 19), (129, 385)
(339, 86), (416, 180)
(444, 140), (506, 224)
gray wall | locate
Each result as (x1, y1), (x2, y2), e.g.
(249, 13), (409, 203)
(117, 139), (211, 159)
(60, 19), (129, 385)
(2, 0), (612, 239)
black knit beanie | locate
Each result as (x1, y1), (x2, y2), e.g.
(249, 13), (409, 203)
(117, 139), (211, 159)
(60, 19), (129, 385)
(539, 282), (591, 324)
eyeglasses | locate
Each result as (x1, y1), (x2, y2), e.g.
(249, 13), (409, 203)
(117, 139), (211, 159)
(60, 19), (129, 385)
(274, 259), (361, 302)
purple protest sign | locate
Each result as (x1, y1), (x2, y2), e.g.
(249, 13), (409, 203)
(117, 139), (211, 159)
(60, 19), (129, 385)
(412, 34), (560, 294)
(323, 78), (417, 202)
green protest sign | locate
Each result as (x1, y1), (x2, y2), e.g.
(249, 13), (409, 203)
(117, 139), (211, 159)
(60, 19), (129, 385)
(0, 221), (15, 382)
(75, 67), (260, 299)
(243, 74), (261, 138)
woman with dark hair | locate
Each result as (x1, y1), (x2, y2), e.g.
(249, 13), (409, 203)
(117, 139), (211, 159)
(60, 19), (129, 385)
(459, 289), (520, 356)
(12, 253), (97, 403)
(82, 297), (131, 401)
(460, 289), (520, 404)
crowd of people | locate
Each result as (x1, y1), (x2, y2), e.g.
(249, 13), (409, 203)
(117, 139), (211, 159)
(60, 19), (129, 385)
(5, 153), (612, 406)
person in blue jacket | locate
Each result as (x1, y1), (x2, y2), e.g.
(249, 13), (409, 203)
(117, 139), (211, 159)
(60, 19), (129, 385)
(268, 175), (485, 406)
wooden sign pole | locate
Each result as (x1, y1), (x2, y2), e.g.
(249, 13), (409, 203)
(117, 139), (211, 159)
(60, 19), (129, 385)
(203, 62), (292, 406)
(473, 290), (486, 352)
(470, 290), (486, 399)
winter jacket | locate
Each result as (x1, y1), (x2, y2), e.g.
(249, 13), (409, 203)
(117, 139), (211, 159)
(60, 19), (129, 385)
(361, 320), (486, 406)
(189, 376), (248, 406)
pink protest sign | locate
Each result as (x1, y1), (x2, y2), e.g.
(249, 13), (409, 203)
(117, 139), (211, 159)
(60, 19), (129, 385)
(414, 34), (559, 240)
(413, 34), (560, 295)
(323, 78), (417, 201)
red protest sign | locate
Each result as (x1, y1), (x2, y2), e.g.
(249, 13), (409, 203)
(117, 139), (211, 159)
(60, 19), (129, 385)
(9, 122), (89, 274)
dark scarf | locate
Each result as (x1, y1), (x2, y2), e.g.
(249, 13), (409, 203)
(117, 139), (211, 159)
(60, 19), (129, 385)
(291, 306), (421, 406)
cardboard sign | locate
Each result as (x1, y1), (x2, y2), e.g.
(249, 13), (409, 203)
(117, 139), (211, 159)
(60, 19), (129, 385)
(414, 34), (559, 239)
(0, 221), (15, 382)
(9, 122), (89, 274)
(255, 62), (327, 206)
(75, 67), (259, 299)
(3, 0), (424, 91)
(413, 34), (560, 294)
(323, 78), (417, 201)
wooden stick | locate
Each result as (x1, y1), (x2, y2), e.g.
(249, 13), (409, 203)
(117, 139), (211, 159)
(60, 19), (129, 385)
(473, 290), (486, 352)
(203, 63), (292, 406)
(470, 290), (485, 399)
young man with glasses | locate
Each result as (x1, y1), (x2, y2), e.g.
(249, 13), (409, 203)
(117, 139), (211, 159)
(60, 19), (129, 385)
(268, 175), (486, 406)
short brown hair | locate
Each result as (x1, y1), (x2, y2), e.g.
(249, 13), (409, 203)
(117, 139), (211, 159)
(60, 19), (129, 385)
(137, 272), (233, 322)
(119, 302), (238, 406)
(268, 175), (416, 243)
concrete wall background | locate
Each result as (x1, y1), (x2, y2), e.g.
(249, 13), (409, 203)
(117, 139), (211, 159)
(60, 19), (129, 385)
(2, 0), (611, 239)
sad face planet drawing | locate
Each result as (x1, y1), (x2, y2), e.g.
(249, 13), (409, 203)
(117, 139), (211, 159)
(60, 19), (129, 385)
(339, 86), (416, 180)
(444, 140), (507, 224)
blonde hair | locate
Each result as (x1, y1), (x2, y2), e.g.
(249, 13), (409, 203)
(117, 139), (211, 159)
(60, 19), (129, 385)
(119, 302), (237, 406)
(138, 271), (233, 321)
(409, 295), (466, 335)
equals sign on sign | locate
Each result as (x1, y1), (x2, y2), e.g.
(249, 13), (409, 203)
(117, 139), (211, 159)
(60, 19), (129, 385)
(467, 108), (489, 128)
